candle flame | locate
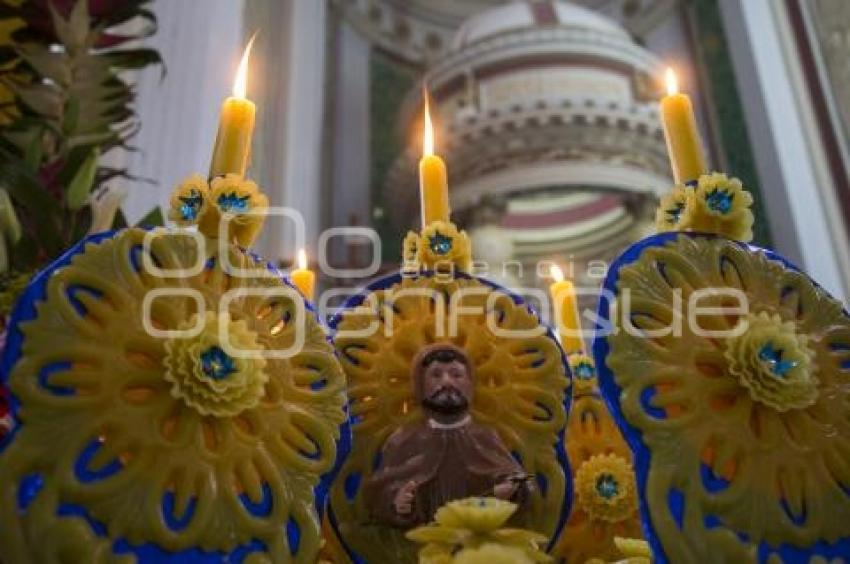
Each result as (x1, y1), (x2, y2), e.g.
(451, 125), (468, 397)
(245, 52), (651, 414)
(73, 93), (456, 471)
(665, 67), (679, 96)
(423, 89), (435, 157)
(551, 264), (565, 283)
(233, 33), (257, 99)
(297, 248), (308, 270)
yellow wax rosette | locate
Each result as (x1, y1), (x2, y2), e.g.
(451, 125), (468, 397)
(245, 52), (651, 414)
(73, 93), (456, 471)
(168, 174), (209, 227)
(689, 173), (754, 242)
(574, 454), (638, 524)
(198, 173), (269, 247)
(724, 311), (817, 412)
(654, 173), (755, 242)
(163, 310), (268, 417)
(407, 497), (551, 564)
(655, 184), (690, 233)
(568, 352), (597, 395)
(418, 220), (473, 273)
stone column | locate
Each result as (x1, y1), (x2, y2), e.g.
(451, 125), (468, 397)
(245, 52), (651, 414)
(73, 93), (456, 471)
(328, 20), (373, 265)
(719, 0), (848, 300)
(267, 0), (329, 264)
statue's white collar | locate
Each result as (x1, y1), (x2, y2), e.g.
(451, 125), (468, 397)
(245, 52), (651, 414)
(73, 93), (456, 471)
(428, 415), (471, 430)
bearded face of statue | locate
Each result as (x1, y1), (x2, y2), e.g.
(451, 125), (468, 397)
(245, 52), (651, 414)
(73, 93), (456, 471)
(419, 349), (474, 419)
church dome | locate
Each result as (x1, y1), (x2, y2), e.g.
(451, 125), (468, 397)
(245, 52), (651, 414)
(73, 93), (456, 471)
(451, 0), (630, 51)
(385, 0), (668, 269)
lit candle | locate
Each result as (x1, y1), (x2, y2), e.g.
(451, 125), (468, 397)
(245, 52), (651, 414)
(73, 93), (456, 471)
(660, 68), (706, 185)
(419, 91), (450, 228)
(209, 35), (257, 179)
(549, 264), (584, 355)
(291, 249), (316, 301)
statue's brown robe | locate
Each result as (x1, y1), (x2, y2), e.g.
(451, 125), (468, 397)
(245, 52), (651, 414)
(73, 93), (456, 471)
(363, 419), (528, 528)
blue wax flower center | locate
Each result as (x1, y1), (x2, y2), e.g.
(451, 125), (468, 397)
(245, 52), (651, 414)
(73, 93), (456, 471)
(758, 342), (798, 377)
(217, 192), (251, 213)
(200, 346), (236, 380)
(428, 232), (453, 255)
(705, 188), (734, 214)
(575, 362), (595, 380)
(178, 189), (204, 221)
(595, 473), (619, 500)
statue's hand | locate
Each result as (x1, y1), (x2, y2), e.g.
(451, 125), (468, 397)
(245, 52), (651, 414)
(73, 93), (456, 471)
(493, 478), (520, 500)
(394, 480), (417, 516)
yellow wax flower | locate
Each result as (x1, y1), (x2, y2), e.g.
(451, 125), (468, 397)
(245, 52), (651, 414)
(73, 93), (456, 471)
(210, 36), (257, 178)
(291, 248), (316, 301)
(549, 264), (584, 355)
(420, 92), (450, 227)
(660, 68), (706, 185)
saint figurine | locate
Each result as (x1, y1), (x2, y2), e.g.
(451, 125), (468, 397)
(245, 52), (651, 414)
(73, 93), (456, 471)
(363, 343), (530, 528)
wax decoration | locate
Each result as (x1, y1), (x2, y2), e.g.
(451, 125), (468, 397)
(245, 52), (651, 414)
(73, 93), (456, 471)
(168, 173), (209, 227)
(1, 16), (847, 562)
(585, 538), (652, 564)
(163, 311), (268, 417)
(419, 91), (450, 228)
(0, 230), (347, 560)
(169, 173), (269, 248)
(553, 354), (644, 564)
(573, 453), (637, 524)
(549, 264), (584, 354)
(291, 249), (316, 302)
(403, 221), (473, 275)
(655, 172), (755, 242)
(406, 497), (551, 563)
(209, 36), (257, 179)
(401, 93), (474, 278)
(660, 68), (706, 185)
(594, 233), (850, 562)
(725, 311), (818, 411)
(323, 274), (570, 563)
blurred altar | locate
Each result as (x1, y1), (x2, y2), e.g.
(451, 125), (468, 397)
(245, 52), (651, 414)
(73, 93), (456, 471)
(115, 0), (850, 306)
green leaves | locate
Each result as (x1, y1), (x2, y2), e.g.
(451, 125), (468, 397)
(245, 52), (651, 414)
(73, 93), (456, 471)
(48, 0), (89, 54)
(0, 187), (22, 245)
(4, 78), (61, 119)
(103, 47), (162, 71)
(16, 43), (70, 86)
(136, 205), (163, 227)
(66, 146), (98, 210)
(0, 0), (161, 270)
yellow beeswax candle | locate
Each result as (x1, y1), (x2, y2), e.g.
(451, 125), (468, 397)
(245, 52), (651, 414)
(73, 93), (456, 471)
(660, 68), (706, 185)
(419, 92), (450, 228)
(550, 264), (584, 355)
(291, 249), (316, 301)
(210, 36), (257, 179)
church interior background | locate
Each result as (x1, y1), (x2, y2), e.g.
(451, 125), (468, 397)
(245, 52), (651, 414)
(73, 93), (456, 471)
(117, 0), (850, 324)
(2, 1), (850, 562)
